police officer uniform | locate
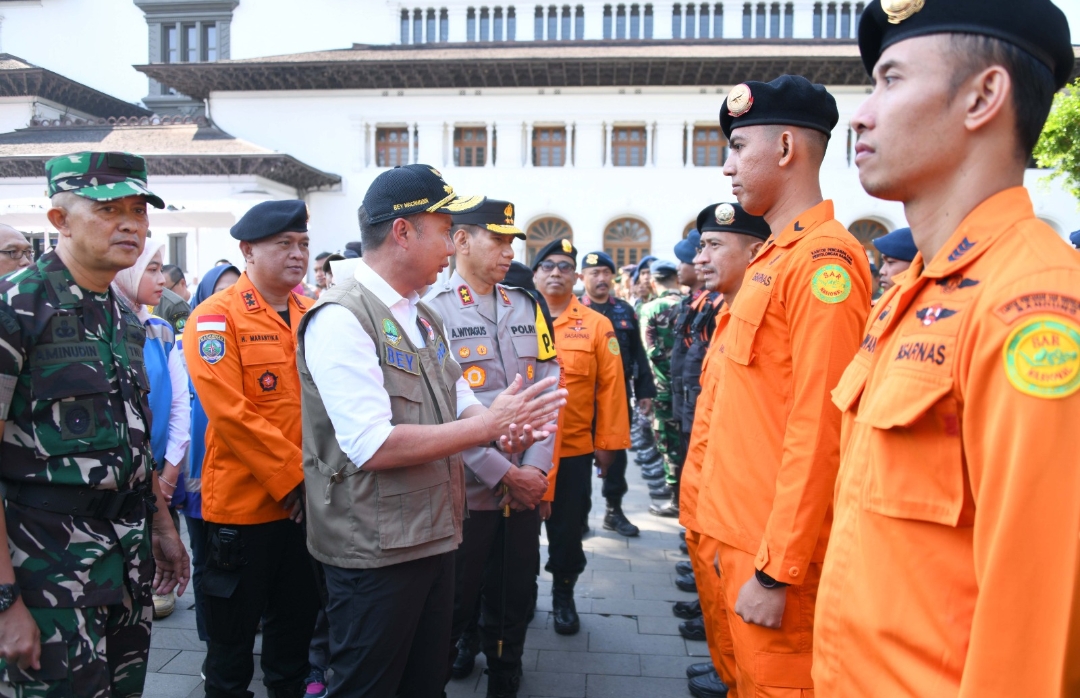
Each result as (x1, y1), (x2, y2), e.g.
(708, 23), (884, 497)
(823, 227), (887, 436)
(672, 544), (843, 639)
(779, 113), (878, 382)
(579, 251), (656, 537)
(0, 152), (165, 696)
(425, 200), (559, 697)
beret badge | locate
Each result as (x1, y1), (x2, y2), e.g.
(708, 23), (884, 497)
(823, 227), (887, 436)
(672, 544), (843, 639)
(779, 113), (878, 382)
(715, 204), (736, 226)
(561, 239), (573, 253)
(881, 0), (924, 24)
(586, 253), (599, 265)
(727, 84), (754, 117)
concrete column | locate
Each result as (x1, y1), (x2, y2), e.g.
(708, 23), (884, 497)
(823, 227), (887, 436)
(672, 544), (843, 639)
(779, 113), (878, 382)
(650, 1), (674, 39)
(525, 122), (534, 167)
(645, 122), (654, 167)
(486, 123), (495, 167)
(724, 0), (743, 39)
(449, 5), (469, 42)
(602, 122), (612, 167)
(415, 121), (443, 166)
(791, 0), (816, 38)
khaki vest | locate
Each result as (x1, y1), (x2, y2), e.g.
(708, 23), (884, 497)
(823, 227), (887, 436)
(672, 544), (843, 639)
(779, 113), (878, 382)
(297, 277), (465, 569)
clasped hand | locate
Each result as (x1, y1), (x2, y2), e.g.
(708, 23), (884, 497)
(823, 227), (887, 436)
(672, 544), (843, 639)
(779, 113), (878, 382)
(486, 375), (566, 453)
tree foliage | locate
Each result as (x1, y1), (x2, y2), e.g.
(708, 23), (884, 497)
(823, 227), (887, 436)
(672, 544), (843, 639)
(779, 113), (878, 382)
(1034, 80), (1080, 203)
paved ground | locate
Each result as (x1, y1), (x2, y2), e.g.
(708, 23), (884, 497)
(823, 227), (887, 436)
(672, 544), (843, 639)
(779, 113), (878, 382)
(147, 453), (703, 697)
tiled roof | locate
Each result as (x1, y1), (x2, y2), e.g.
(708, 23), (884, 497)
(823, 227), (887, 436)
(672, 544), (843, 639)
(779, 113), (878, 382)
(0, 53), (152, 118)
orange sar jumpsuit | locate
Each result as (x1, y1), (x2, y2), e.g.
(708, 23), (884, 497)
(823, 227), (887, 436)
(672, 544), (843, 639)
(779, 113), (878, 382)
(813, 187), (1080, 698)
(680, 325), (739, 695)
(696, 200), (871, 695)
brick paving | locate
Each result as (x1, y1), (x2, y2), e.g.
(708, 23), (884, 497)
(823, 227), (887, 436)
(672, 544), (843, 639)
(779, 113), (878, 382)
(147, 454), (701, 698)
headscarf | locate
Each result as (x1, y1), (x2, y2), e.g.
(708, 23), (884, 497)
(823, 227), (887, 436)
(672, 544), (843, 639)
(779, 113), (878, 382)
(191, 263), (240, 310)
(112, 237), (166, 321)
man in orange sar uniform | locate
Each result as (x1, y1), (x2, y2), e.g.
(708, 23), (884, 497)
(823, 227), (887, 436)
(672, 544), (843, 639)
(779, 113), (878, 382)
(184, 200), (319, 698)
(813, 3), (1080, 697)
(695, 75), (872, 696)
(680, 201), (770, 698)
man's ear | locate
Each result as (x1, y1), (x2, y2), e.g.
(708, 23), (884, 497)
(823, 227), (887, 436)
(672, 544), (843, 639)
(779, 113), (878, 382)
(452, 227), (470, 252)
(777, 130), (795, 168)
(748, 240), (765, 259)
(963, 64), (1011, 136)
(46, 207), (70, 240)
(239, 240), (253, 263)
(389, 217), (412, 250)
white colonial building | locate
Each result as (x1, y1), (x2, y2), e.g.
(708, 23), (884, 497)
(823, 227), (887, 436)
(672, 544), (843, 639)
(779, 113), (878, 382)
(0, 0), (1077, 278)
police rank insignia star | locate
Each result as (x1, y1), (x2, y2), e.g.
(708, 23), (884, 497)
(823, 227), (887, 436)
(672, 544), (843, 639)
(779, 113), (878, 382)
(727, 84), (754, 117)
(458, 285), (475, 305)
(199, 332), (226, 364)
(259, 370), (278, 392)
(561, 239), (573, 254)
(881, 0), (924, 24)
(527, 365), (534, 380)
(715, 204), (736, 226)
(242, 290), (260, 309)
(382, 318), (402, 346)
(1003, 315), (1080, 399)
(498, 287), (511, 306)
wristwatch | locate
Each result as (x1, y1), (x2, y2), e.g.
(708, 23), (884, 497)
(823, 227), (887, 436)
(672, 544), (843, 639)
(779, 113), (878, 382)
(0, 582), (20, 613)
(754, 569), (789, 589)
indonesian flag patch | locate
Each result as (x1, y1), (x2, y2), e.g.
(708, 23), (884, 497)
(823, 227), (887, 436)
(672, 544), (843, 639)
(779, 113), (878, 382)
(197, 314), (227, 332)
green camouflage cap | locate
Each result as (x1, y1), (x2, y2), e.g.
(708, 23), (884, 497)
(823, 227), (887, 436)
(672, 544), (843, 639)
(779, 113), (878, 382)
(45, 151), (165, 209)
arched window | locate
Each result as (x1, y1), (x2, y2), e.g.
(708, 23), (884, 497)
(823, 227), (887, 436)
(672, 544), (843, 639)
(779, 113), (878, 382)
(526, 217), (574, 265)
(683, 220), (697, 238)
(849, 218), (889, 265)
(604, 217), (651, 267)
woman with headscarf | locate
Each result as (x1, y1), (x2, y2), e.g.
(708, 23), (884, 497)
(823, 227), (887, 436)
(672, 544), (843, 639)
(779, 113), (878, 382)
(111, 237), (192, 619)
(181, 263), (240, 653)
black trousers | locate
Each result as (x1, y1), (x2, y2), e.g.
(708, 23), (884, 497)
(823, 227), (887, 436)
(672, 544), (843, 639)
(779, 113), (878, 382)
(600, 448), (629, 502)
(323, 551), (455, 698)
(202, 518), (319, 698)
(447, 508), (541, 681)
(545, 453), (593, 577)
(183, 514), (209, 643)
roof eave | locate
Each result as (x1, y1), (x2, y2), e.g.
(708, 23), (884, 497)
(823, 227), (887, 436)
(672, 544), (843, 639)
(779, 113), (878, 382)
(0, 62), (152, 118)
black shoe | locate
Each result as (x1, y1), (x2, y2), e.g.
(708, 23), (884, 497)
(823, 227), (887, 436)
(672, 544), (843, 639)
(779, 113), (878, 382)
(680, 529), (686, 541)
(675, 561), (693, 576)
(603, 507), (640, 537)
(266, 681), (305, 698)
(649, 485), (673, 499)
(641, 466), (665, 480)
(451, 635), (479, 679)
(581, 523), (590, 537)
(648, 478), (671, 490)
(673, 598), (702, 619)
(676, 572), (697, 593)
(688, 670), (729, 698)
(485, 669), (521, 698)
(679, 541), (689, 554)
(679, 616), (707, 641)
(686, 661), (715, 679)
(552, 575), (580, 635)
(635, 446), (661, 463)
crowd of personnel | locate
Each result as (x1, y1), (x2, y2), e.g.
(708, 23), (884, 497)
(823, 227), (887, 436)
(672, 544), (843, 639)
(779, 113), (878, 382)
(2, 2), (1080, 697)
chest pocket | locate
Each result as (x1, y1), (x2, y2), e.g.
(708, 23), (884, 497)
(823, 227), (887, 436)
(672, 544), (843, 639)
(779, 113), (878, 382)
(511, 334), (538, 384)
(29, 342), (122, 455)
(725, 284), (771, 366)
(855, 367), (969, 527)
(239, 342), (289, 402)
(558, 338), (594, 377)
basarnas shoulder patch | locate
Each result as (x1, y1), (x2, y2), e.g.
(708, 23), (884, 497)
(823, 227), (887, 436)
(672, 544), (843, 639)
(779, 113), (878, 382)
(1003, 315), (1080, 399)
(811, 264), (851, 304)
(608, 337), (621, 355)
(199, 332), (226, 364)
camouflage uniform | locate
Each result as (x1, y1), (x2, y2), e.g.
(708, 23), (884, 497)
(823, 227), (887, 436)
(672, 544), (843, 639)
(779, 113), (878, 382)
(639, 289), (685, 485)
(0, 151), (162, 698)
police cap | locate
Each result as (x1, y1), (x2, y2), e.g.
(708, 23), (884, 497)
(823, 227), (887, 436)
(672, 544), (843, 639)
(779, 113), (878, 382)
(362, 164), (483, 226)
(720, 75), (839, 141)
(872, 227), (918, 263)
(453, 198), (525, 240)
(581, 251), (616, 273)
(859, 0), (1074, 90)
(532, 238), (577, 270)
(674, 230), (700, 264)
(696, 203), (771, 241)
(231, 200), (308, 242)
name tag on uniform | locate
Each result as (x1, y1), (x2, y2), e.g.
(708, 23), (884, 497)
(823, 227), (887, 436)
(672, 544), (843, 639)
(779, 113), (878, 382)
(385, 345), (420, 375)
(32, 341), (101, 366)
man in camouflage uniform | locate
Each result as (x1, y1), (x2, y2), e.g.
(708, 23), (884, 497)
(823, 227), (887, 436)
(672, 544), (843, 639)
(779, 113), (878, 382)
(0, 152), (190, 698)
(638, 260), (685, 500)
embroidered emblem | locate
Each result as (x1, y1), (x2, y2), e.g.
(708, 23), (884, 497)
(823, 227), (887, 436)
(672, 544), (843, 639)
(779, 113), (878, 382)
(608, 337), (621, 356)
(498, 286), (512, 306)
(936, 276), (980, 294)
(504, 203), (514, 223)
(63, 404), (92, 437)
(1003, 316), (1080, 399)
(173, 315), (187, 334)
(915, 305), (957, 326)
(199, 332), (226, 364)
(464, 365), (486, 388)
(881, 0), (924, 24)
(459, 346), (471, 358)
(715, 204), (736, 225)
(995, 292), (1080, 324)
(436, 337), (448, 364)
(458, 285), (475, 305)
(947, 237), (976, 262)
(527, 364), (534, 380)
(259, 370), (278, 392)
(419, 317), (435, 342)
(477, 344), (488, 356)
(242, 290), (260, 310)
(561, 239), (573, 254)
(385, 345), (420, 374)
(810, 247), (854, 265)
(727, 84), (753, 117)
(382, 318), (402, 346)
(811, 265), (851, 304)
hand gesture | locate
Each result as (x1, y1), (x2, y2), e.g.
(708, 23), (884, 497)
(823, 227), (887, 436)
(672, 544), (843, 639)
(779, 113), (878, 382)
(486, 375), (566, 451)
(499, 466), (550, 511)
(151, 524), (191, 597)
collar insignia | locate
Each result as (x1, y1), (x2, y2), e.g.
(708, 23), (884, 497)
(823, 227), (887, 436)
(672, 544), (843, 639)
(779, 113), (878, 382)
(498, 286), (511, 306)
(242, 289), (260, 311)
(458, 285), (475, 305)
(947, 237), (976, 262)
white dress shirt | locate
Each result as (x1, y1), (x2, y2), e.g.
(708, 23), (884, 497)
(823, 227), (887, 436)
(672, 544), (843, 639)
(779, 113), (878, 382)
(302, 259), (481, 469)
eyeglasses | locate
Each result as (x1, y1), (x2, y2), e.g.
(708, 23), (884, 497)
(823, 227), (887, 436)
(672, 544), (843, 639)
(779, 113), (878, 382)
(537, 260), (575, 273)
(0, 249), (33, 261)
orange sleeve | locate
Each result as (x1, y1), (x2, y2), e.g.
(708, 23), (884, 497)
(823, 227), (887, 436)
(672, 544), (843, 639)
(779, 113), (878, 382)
(758, 235), (871, 584)
(956, 269), (1080, 696)
(591, 315), (630, 451)
(542, 357), (567, 503)
(183, 301), (303, 502)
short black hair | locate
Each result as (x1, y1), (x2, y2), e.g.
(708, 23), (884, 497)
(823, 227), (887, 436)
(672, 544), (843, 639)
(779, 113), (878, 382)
(161, 264), (184, 285)
(947, 34), (1058, 161)
(315, 251), (331, 261)
(358, 205), (423, 253)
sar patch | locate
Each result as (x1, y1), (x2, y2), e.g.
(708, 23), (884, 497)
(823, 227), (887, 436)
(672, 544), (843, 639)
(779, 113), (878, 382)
(1003, 316), (1080, 399)
(811, 264), (851, 304)
(259, 370), (278, 392)
(458, 285), (475, 306)
(464, 365), (486, 388)
(199, 333), (226, 364)
(382, 318), (402, 346)
(608, 337), (621, 356)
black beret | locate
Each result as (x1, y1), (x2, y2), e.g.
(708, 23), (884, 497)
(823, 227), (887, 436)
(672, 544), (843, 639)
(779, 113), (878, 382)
(231, 200), (308, 242)
(872, 227), (918, 263)
(859, 0), (1074, 90)
(675, 230), (700, 264)
(650, 260), (678, 279)
(720, 75), (839, 141)
(362, 164), (483, 225)
(581, 251), (616, 273)
(532, 238), (577, 270)
(632, 255), (657, 283)
(453, 198), (525, 240)
(696, 203), (771, 241)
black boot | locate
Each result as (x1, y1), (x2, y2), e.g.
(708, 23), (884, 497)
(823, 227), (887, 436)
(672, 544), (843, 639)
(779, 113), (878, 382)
(266, 681), (306, 698)
(485, 669), (522, 698)
(603, 502), (640, 537)
(635, 445), (661, 463)
(451, 631), (479, 679)
(552, 574), (580, 635)
(688, 670), (729, 698)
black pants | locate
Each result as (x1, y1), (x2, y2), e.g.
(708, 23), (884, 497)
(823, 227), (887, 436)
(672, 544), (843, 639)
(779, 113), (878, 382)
(203, 518), (319, 698)
(448, 508), (541, 682)
(545, 453), (593, 577)
(600, 449), (629, 503)
(323, 551), (455, 698)
(184, 514), (209, 643)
